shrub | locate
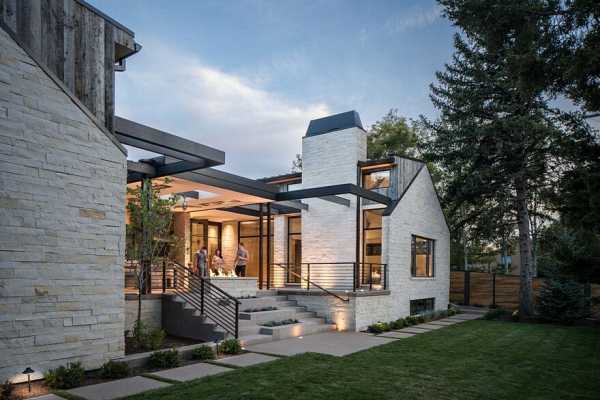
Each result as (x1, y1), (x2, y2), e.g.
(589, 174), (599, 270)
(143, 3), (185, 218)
(100, 360), (129, 379)
(537, 278), (586, 324)
(448, 308), (457, 316)
(1, 380), (14, 400)
(132, 320), (166, 351)
(404, 316), (418, 325)
(511, 309), (520, 322)
(390, 319), (405, 330)
(220, 338), (242, 355)
(191, 345), (216, 361)
(262, 319), (299, 327)
(367, 321), (391, 334)
(44, 362), (85, 389)
(148, 349), (180, 369)
(483, 308), (509, 320)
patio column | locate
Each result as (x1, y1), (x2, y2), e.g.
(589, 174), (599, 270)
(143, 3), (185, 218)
(258, 204), (264, 289)
(266, 203), (272, 289)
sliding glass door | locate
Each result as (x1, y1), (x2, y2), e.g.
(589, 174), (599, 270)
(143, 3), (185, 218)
(287, 216), (302, 284)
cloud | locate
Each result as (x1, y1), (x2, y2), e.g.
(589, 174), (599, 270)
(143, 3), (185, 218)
(385, 3), (442, 34)
(115, 40), (330, 178)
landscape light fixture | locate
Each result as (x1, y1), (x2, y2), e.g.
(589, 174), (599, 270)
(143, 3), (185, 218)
(22, 367), (34, 392)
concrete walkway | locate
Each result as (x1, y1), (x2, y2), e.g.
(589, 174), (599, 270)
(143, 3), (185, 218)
(34, 313), (482, 400)
(245, 332), (394, 357)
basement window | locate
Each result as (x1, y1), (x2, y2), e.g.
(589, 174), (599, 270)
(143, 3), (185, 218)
(410, 298), (435, 315)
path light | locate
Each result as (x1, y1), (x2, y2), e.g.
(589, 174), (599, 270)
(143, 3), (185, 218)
(22, 367), (34, 392)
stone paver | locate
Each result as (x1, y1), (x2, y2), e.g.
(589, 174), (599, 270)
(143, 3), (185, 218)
(150, 362), (232, 382)
(67, 376), (170, 400)
(428, 320), (459, 326)
(447, 313), (481, 321)
(246, 332), (393, 357)
(213, 352), (279, 367)
(397, 327), (430, 334)
(31, 395), (66, 400)
(415, 323), (446, 330)
(379, 331), (417, 339)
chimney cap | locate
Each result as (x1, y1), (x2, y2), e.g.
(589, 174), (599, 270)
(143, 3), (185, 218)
(305, 111), (364, 137)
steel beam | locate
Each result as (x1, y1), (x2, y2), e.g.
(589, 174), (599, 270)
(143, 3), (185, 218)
(276, 184), (391, 206)
(115, 116), (225, 165)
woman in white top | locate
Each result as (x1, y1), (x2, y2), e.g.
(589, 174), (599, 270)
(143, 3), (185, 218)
(212, 248), (225, 276)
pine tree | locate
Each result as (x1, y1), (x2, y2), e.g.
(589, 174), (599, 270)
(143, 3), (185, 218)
(422, 0), (575, 315)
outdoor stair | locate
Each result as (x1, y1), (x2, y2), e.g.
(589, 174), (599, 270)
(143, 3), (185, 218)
(162, 291), (336, 345)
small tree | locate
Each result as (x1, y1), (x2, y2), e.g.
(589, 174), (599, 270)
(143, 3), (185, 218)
(126, 178), (178, 338)
(367, 109), (419, 159)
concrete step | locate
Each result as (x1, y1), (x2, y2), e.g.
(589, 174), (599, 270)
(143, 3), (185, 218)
(259, 320), (336, 340)
(238, 307), (311, 323)
(238, 297), (297, 309)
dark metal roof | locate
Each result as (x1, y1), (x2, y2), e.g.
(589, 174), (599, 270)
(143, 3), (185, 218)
(258, 172), (302, 184)
(305, 111), (364, 137)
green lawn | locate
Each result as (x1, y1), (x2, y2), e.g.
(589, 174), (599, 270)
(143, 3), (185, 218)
(128, 321), (600, 400)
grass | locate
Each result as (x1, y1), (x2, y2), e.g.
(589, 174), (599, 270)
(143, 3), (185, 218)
(126, 320), (600, 400)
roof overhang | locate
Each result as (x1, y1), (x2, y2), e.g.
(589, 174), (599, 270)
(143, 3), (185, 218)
(276, 184), (391, 206)
(115, 116), (226, 183)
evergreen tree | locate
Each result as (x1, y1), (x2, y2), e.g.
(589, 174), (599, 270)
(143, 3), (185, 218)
(422, 0), (584, 315)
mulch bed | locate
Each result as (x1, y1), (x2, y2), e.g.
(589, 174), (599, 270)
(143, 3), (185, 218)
(125, 335), (202, 355)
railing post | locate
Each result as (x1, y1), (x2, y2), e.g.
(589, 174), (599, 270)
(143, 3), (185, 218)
(464, 270), (471, 306)
(369, 263), (373, 291)
(200, 278), (205, 316)
(307, 263), (310, 292)
(162, 261), (166, 293)
(235, 300), (239, 339)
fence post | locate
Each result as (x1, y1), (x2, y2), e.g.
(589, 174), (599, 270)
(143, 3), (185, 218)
(492, 272), (496, 308)
(235, 300), (239, 339)
(464, 270), (471, 306)
(162, 261), (166, 293)
(369, 263), (373, 291)
(306, 264), (310, 291)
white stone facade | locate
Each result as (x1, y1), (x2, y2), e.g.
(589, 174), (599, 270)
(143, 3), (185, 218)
(124, 296), (162, 332)
(0, 29), (127, 381)
(287, 124), (449, 332)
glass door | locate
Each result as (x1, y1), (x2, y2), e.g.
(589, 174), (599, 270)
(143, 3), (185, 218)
(190, 220), (221, 271)
(287, 216), (302, 284)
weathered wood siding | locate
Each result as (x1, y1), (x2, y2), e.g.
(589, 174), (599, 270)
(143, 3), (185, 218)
(0, 0), (135, 131)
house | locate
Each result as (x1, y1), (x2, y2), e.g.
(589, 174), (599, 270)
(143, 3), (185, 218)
(0, 0), (449, 383)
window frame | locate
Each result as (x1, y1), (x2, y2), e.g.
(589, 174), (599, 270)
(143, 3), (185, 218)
(410, 298), (435, 315)
(362, 168), (391, 190)
(411, 235), (435, 278)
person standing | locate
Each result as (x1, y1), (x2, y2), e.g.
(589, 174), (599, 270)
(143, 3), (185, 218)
(195, 246), (208, 278)
(234, 242), (249, 277)
(212, 248), (224, 276)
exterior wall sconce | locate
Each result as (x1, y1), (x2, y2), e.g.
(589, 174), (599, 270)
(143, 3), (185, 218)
(22, 367), (34, 392)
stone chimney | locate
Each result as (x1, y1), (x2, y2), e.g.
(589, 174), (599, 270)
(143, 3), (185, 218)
(300, 111), (367, 268)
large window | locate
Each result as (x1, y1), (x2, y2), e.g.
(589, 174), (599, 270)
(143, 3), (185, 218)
(411, 235), (435, 277)
(410, 298), (435, 315)
(362, 209), (384, 286)
(362, 169), (390, 190)
(287, 216), (301, 284)
(190, 220), (221, 270)
(238, 218), (273, 279)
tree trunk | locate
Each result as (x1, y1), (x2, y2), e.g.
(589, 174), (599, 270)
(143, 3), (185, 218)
(515, 176), (534, 316)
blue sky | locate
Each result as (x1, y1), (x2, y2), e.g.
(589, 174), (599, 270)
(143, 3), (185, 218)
(91, 0), (455, 177)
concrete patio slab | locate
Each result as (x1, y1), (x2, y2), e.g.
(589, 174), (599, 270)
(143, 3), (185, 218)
(245, 332), (393, 357)
(67, 376), (170, 400)
(150, 362), (232, 382)
(378, 331), (417, 339)
(31, 395), (66, 400)
(213, 352), (279, 367)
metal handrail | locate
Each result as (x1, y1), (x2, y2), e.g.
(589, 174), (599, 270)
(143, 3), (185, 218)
(171, 262), (240, 338)
(272, 263), (351, 303)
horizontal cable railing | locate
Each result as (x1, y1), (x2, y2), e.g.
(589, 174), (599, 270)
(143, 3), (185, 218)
(171, 263), (240, 338)
(271, 262), (388, 301)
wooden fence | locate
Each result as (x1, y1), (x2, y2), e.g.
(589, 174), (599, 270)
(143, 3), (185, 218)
(450, 271), (600, 310)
